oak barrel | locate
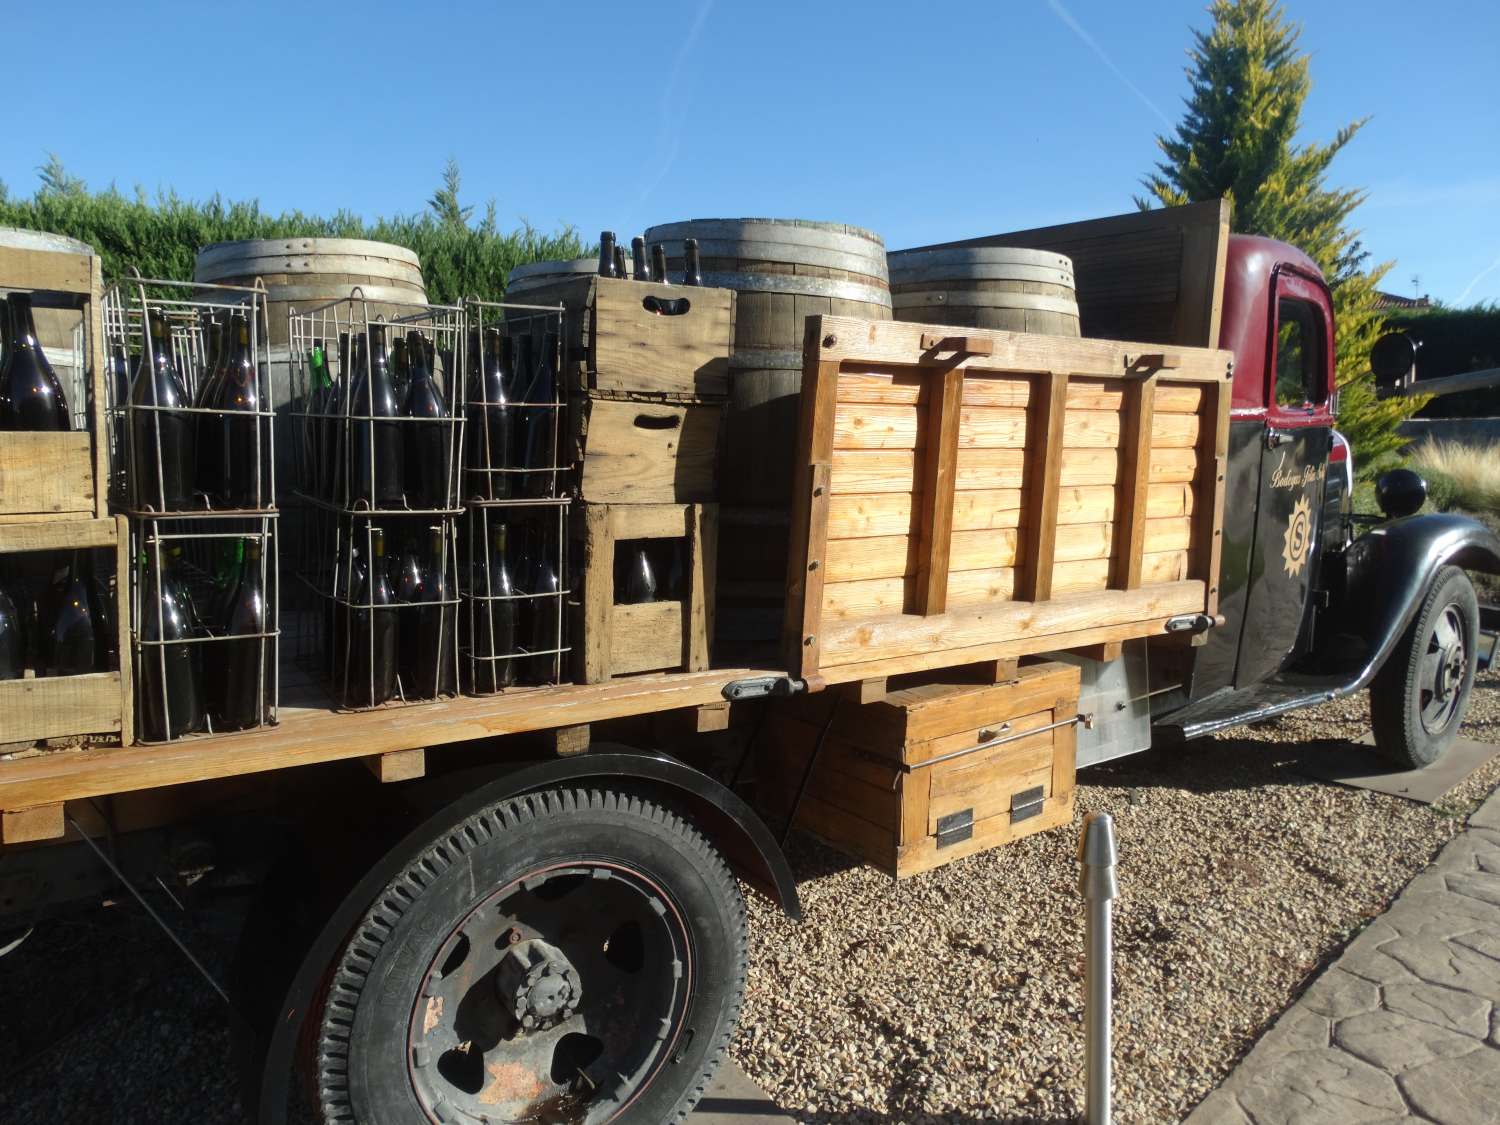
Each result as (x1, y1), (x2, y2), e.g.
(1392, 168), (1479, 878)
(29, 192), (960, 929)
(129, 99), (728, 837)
(887, 246), (1079, 336)
(505, 257), (600, 298)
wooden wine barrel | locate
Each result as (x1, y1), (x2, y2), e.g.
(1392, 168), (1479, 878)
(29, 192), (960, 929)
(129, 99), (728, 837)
(505, 258), (600, 298)
(887, 246), (1080, 336)
(643, 218), (892, 655)
(193, 237), (429, 346)
(643, 218), (891, 508)
(0, 227), (96, 423)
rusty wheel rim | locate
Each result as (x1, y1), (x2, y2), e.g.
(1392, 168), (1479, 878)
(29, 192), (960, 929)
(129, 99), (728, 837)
(405, 860), (691, 1124)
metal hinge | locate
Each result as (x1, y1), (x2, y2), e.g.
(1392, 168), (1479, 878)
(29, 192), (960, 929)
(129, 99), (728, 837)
(935, 809), (974, 849)
(1010, 785), (1047, 824)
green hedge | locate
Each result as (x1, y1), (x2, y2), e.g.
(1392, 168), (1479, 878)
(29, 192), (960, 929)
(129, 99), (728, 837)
(0, 160), (587, 306)
(1388, 304), (1500, 419)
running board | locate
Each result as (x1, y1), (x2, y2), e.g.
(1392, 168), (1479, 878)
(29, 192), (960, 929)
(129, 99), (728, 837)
(1156, 680), (1345, 742)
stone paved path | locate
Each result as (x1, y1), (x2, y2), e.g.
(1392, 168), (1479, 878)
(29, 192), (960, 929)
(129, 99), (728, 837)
(1185, 787), (1500, 1125)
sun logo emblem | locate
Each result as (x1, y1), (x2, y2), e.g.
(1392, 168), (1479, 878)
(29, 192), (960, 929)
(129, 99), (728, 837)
(1282, 494), (1313, 578)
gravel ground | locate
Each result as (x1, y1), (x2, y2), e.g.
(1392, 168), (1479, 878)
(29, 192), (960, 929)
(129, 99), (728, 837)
(732, 669), (1500, 1125)
(1, 675), (1497, 1124)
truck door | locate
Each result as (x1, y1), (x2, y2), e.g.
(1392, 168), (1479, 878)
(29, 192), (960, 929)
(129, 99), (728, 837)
(1234, 268), (1336, 686)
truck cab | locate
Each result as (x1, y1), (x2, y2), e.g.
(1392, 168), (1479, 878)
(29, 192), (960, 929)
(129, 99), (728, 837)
(1149, 234), (1500, 767)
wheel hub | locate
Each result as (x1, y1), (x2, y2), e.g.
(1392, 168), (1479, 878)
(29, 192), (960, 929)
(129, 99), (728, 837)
(1420, 604), (1469, 735)
(496, 938), (581, 1032)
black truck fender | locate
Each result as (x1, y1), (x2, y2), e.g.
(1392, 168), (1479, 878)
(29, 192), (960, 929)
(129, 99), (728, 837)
(1340, 512), (1500, 688)
(246, 749), (798, 1123)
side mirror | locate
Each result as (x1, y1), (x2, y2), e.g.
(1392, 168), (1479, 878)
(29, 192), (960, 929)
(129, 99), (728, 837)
(1375, 468), (1427, 519)
(1371, 332), (1419, 398)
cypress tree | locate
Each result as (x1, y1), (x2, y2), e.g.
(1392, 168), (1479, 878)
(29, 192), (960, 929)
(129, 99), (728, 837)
(1141, 0), (1418, 464)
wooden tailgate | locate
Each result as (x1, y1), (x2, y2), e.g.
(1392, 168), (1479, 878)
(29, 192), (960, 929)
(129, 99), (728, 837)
(782, 316), (1233, 684)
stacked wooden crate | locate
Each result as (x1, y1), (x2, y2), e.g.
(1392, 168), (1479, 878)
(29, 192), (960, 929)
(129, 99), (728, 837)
(759, 661), (1081, 877)
(515, 272), (734, 681)
(0, 240), (132, 750)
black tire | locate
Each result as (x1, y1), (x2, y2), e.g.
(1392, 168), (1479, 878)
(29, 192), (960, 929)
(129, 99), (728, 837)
(315, 787), (747, 1125)
(1370, 565), (1479, 769)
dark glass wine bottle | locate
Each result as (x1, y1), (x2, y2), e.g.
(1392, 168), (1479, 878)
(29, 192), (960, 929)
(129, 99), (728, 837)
(404, 524), (454, 699)
(683, 238), (703, 286)
(193, 313), (229, 501)
(41, 552), (97, 675)
(140, 549), (205, 740)
(618, 542), (659, 604)
(632, 236), (649, 281)
(305, 340), (332, 500)
(130, 309), (197, 511)
(214, 538), (269, 731)
(466, 329), (514, 502)
(1, 293), (71, 431)
(599, 231), (617, 278)
(344, 527), (397, 706)
(326, 334), (351, 503)
(471, 519), (516, 692)
(651, 243), (669, 285)
(0, 583), (21, 680)
(527, 534), (562, 684)
(390, 336), (411, 405)
(613, 244), (628, 283)
(347, 325), (404, 510)
(402, 330), (452, 511)
(108, 343), (132, 500)
(520, 331), (558, 499)
(328, 533), (353, 683)
(218, 313), (265, 509)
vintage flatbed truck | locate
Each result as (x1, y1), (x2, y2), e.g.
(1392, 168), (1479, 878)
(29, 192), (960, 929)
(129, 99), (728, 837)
(1, 200), (1496, 1125)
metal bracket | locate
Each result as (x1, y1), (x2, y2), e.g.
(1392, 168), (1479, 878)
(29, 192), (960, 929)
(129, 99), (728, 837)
(722, 675), (802, 702)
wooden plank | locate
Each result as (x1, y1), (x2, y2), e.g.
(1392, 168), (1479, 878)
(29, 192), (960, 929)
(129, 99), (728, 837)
(0, 517), (117, 554)
(0, 672), (123, 743)
(838, 369), (1204, 414)
(550, 723), (591, 757)
(1074, 641), (1124, 662)
(580, 504), (613, 683)
(0, 666), (782, 810)
(1111, 375), (1158, 589)
(115, 515), (134, 748)
(363, 748), (426, 783)
(688, 504), (716, 672)
(0, 432), (95, 517)
(605, 503), (690, 540)
(1174, 198), (1232, 348)
(610, 601), (685, 675)
(913, 366), (964, 614)
(841, 676), (889, 705)
(1195, 378), (1232, 616)
(1017, 371), (1069, 601)
(1, 245), (94, 295)
(809, 314), (1234, 383)
(2, 803), (65, 845)
(88, 256), (109, 518)
(589, 277), (733, 397)
(818, 580), (1205, 669)
(783, 355), (840, 677)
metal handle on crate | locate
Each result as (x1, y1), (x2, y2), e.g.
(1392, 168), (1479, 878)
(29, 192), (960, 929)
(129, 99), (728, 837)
(642, 295), (691, 317)
(906, 714), (1083, 771)
(633, 413), (682, 430)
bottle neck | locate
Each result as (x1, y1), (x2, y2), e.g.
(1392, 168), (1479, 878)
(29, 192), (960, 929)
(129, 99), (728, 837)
(7, 294), (37, 348)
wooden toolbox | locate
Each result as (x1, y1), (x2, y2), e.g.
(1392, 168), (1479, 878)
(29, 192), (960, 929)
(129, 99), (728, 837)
(758, 661), (1080, 877)
(512, 274), (735, 400)
(578, 502), (717, 682)
(0, 241), (110, 521)
(783, 316), (1233, 686)
(0, 517), (133, 748)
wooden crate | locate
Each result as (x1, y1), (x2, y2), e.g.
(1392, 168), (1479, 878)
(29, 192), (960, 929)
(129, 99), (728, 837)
(511, 274), (735, 400)
(0, 517), (133, 747)
(579, 503), (716, 682)
(573, 396), (722, 504)
(782, 316), (1233, 686)
(0, 243), (109, 522)
(759, 661), (1080, 877)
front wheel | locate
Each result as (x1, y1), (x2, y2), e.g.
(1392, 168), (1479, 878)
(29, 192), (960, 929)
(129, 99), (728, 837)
(315, 787), (747, 1125)
(1370, 565), (1479, 769)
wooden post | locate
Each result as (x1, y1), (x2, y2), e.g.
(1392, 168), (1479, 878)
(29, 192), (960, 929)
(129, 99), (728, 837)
(1194, 375), (1232, 616)
(551, 723), (591, 757)
(841, 676), (889, 705)
(1017, 371), (1070, 602)
(783, 354), (840, 678)
(912, 366), (964, 615)
(1110, 375), (1157, 590)
(581, 505), (613, 683)
(364, 748), (426, 783)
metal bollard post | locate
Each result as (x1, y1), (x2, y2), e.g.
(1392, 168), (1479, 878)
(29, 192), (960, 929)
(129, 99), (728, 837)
(1079, 811), (1118, 1125)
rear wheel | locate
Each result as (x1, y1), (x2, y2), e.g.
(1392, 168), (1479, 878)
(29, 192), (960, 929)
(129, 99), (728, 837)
(1370, 565), (1479, 769)
(314, 787), (747, 1125)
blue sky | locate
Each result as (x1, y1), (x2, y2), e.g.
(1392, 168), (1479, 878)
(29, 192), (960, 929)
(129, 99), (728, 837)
(9, 0), (1500, 303)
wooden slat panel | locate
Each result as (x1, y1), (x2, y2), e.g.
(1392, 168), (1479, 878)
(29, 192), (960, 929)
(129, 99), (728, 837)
(0, 672), (123, 743)
(913, 367), (964, 614)
(820, 580), (1206, 667)
(589, 277), (733, 398)
(1194, 378), (1232, 616)
(838, 370), (1202, 414)
(577, 399), (720, 503)
(0, 518), (117, 554)
(608, 601), (686, 675)
(1017, 372), (1069, 601)
(830, 446), (1198, 495)
(0, 433), (95, 517)
(1111, 375), (1157, 589)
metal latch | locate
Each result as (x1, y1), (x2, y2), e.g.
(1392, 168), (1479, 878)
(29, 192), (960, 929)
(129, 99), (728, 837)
(1164, 613), (1217, 634)
(935, 809), (974, 849)
(1010, 785), (1047, 824)
(721, 675), (801, 701)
